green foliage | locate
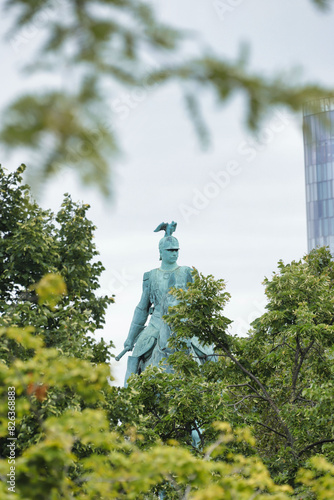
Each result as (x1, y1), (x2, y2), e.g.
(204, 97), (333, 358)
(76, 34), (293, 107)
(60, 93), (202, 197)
(312, 0), (334, 10)
(1, 165), (334, 497)
(165, 269), (232, 352)
(244, 249), (334, 484)
(1, 0), (333, 193)
(0, 323), (295, 500)
(0, 164), (114, 461)
(0, 165), (114, 360)
(127, 251), (334, 495)
(119, 366), (232, 451)
(297, 456), (334, 499)
(32, 273), (67, 310)
(0, 338), (293, 499)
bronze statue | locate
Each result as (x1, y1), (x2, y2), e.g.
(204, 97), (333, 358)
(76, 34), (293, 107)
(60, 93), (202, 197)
(117, 223), (214, 387)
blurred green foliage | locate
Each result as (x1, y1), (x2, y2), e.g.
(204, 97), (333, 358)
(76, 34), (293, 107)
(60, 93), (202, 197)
(1, 0), (334, 194)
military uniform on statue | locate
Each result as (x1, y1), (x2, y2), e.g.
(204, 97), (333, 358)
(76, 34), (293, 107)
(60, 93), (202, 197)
(116, 222), (215, 387)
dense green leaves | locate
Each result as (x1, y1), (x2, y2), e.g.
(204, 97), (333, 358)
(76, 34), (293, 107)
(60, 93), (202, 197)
(166, 269), (232, 351)
(0, 324), (296, 499)
(0, 164), (114, 459)
(1, 165), (334, 497)
(0, 165), (114, 357)
(129, 252), (334, 494)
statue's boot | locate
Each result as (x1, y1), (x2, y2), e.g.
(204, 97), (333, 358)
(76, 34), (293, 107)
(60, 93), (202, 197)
(124, 356), (139, 387)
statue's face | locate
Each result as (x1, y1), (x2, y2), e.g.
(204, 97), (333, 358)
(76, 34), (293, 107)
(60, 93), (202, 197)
(161, 248), (179, 265)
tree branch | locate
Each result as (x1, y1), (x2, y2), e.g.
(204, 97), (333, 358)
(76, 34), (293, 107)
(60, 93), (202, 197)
(225, 394), (266, 408)
(298, 438), (334, 457)
(254, 421), (287, 440)
(291, 339), (315, 400)
(256, 341), (295, 364)
(227, 383), (264, 400)
(217, 342), (296, 455)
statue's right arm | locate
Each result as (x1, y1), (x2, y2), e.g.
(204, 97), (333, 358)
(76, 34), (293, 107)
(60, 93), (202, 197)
(124, 271), (151, 350)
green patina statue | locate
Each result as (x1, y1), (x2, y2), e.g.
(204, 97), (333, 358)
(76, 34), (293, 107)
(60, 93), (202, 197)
(117, 222), (214, 387)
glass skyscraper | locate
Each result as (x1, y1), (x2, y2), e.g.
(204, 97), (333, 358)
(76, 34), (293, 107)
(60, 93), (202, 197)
(303, 97), (334, 253)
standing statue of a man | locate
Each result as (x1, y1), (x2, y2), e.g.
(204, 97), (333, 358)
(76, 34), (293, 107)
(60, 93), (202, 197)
(119, 222), (214, 387)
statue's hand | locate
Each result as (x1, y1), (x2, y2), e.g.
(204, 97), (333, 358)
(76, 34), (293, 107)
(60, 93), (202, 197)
(124, 339), (134, 350)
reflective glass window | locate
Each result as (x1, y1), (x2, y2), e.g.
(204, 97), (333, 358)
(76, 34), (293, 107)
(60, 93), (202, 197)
(330, 218), (334, 236)
(308, 116), (314, 141)
(304, 145), (309, 166)
(307, 184), (312, 202)
(319, 181), (331, 200)
(306, 203), (310, 220)
(314, 222), (320, 238)
(317, 141), (327, 164)
(320, 114), (331, 141)
(318, 182), (324, 200)
(312, 184), (316, 201)
(310, 115), (317, 142)
(331, 111), (334, 135)
(314, 115), (321, 142)
(305, 116), (313, 144)
(308, 165), (313, 183)
(320, 219), (324, 237)
(304, 143), (309, 166)
(313, 183), (318, 200)
(311, 147), (317, 165)
(323, 200), (328, 217)
(303, 116), (311, 144)
(306, 184), (310, 201)
(327, 182), (332, 199)
(329, 235), (334, 249)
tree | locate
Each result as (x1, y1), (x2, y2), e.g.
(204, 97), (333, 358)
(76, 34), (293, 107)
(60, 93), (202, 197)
(0, 163), (113, 347)
(0, 164), (114, 457)
(0, 164), (296, 499)
(1, 165), (334, 498)
(117, 272), (234, 451)
(0, 0), (333, 193)
(144, 250), (334, 495)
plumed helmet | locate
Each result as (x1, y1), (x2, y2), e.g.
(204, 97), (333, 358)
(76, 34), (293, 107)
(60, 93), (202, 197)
(159, 236), (179, 259)
(154, 222), (179, 260)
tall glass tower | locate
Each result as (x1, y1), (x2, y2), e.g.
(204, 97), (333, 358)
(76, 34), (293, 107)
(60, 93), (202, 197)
(303, 97), (334, 253)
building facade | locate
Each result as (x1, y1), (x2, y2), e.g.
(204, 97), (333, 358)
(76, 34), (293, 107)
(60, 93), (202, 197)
(303, 97), (334, 253)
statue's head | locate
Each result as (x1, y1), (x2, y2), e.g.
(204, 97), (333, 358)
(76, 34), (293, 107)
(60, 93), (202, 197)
(159, 236), (179, 261)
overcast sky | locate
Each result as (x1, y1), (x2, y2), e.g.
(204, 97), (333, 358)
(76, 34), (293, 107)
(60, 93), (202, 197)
(1, 0), (334, 385)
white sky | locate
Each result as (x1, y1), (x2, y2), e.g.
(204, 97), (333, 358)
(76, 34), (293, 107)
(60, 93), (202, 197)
(1, 0), (334, 385)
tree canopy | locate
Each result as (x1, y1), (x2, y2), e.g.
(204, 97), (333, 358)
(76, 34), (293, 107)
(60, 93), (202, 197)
(1, 166), (334, 498)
